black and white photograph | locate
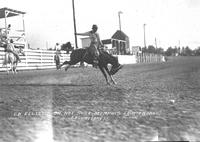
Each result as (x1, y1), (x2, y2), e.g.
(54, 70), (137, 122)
(0, 0), (200, 141)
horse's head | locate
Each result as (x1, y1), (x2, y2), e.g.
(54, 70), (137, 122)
(18, 47), (25, 56)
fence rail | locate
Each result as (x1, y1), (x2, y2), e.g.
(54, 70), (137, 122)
(136, 53), (165, 63)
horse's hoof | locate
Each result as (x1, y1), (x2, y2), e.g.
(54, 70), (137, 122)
(107, 82), (111, 85)
(57, 65), (62, 69)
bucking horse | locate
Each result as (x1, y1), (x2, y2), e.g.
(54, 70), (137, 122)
(59, 48), (123, 85)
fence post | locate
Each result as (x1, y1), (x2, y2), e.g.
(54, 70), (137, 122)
(52, 51), (54, 65)
(40, 50), (43, 66)
(153, 54), (154, 62)
(157, 54), (159, 62)
(150, 53), (151, 62)
(25, 50), (28, 67)
(142, 53), (144, 63)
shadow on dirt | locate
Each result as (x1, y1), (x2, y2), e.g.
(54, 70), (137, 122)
(0, 83), (94, 87)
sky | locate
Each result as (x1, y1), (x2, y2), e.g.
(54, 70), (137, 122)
(1, 0), (200, 50)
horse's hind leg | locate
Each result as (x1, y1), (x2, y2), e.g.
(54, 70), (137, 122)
(99, 67), (110, 85)
(64, 60), (76, 71)
(60, 60), (77, 72)
(65, 65), (71, 71)
(58, 60), (70, 69)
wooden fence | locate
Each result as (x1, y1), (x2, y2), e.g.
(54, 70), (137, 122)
(0, 47), (70, 72)
(136, 53), (165, 63)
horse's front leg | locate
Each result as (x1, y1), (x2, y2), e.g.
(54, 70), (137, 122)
(99, 67), (110, 85)
(104, 66), (117, 84)
(110, 75), (116, 84)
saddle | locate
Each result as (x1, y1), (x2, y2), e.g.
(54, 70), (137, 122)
(80, 48), (99, 68)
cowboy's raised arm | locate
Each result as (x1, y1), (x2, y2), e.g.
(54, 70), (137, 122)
(76, 31), (90, 36)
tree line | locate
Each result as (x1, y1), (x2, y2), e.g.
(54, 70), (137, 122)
(141, 45), (200, 56)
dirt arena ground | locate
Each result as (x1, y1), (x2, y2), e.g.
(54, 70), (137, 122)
(0, 56), (200, 142)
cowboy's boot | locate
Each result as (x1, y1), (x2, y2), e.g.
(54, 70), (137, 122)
(15, 55), (21, 63)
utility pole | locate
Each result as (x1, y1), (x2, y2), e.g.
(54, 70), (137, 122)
(178, 40), (181, 55)
(155, 37), (158, 49)
(118, 11), (123, 31)
(178, 40), (180, 48)
(72, 0), (78, 49)
(143, 24), (146, 48)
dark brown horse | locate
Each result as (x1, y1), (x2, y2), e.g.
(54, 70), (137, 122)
(59, 48), (123, 84)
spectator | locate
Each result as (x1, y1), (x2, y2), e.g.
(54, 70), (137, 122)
(54, 50), (62, 70)
(0, 29), (3, 45)
(55, 43), (60, 51)
(7, 24), (11, 35)
(0, 29), (6, 43)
